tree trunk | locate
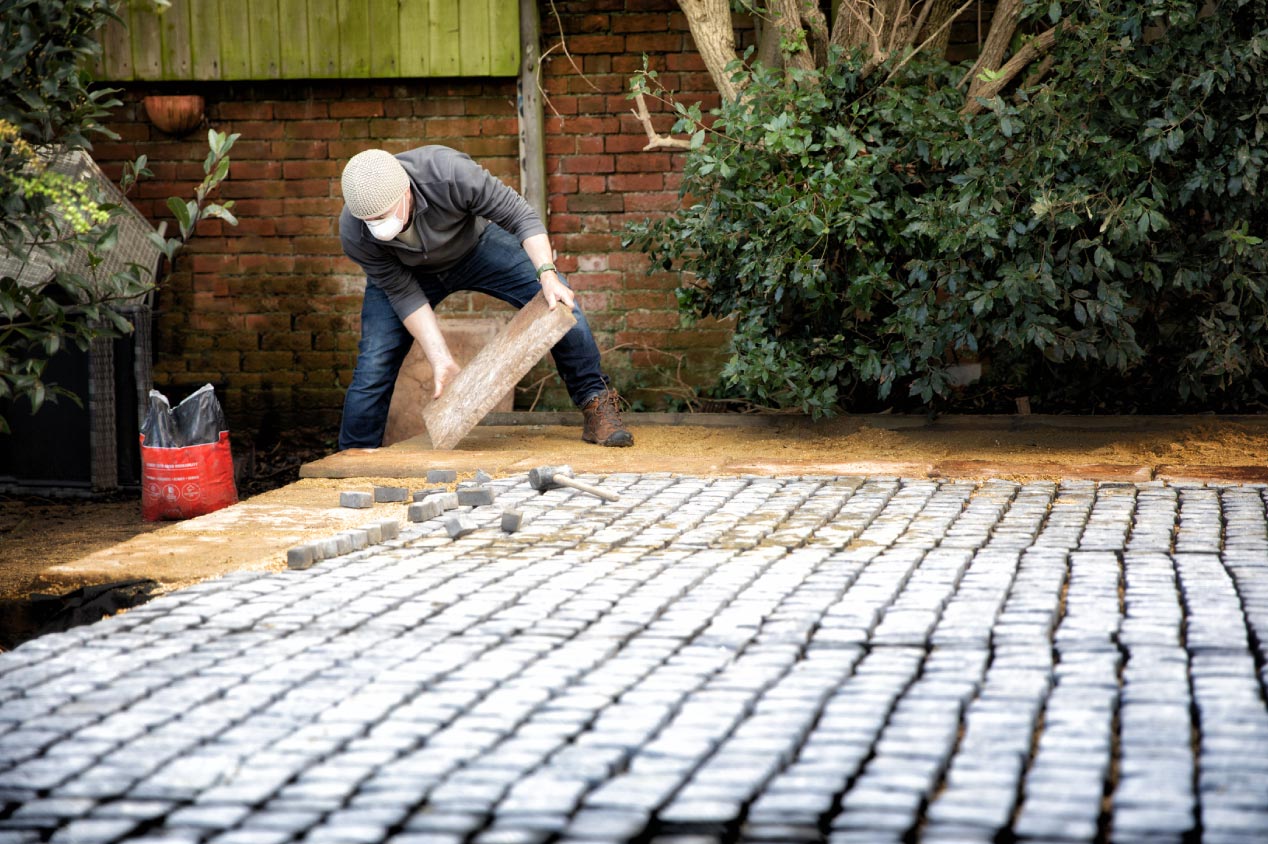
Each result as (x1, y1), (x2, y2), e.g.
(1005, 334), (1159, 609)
(755, 17), (784, 69)
(771, 0), (815, 72)
(679, 0), (743, 101)
(801, 0), (831, 67)
(920, 0), (959, 56)
(830, 0), (871, 52)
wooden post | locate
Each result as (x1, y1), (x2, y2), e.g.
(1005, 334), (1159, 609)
(518, 0), (548, 224)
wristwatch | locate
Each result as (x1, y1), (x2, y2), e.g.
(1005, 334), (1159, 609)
(535, 262), (557, 279)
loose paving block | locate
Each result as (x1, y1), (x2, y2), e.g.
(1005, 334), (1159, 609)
(427, 469), (458, 484)
(457, 486), (496, 507)
(423, 291), (577, 450)
(501, 509), (523, 533)
(286, 545), (316, 570)
(378, 519), (399, 540)
(475, 470), (493, 484)
(436, 493), (460, 511)
(409, 498), (444, 523)
(339, 491), (372, 509)
(340, 529), (369, 551)
(361, 523), (383, 544)
(444, 515), (479, 539)
(373, 486), (409, 503)
(413, 487), (446, 501)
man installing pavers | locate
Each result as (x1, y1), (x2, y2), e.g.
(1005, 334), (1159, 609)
(336, 145), (634, 450)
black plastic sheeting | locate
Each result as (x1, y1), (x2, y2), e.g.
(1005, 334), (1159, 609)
(0, 579), (158, 651)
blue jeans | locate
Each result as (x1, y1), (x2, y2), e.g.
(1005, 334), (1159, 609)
(338, 223), (610, 449)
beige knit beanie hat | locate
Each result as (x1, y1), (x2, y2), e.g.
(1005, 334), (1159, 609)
(341, 149), (409, 219)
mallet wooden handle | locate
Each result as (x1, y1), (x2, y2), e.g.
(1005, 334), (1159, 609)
(556, 476), (620, 502)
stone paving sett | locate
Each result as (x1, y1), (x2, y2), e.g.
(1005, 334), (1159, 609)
(2, 475), (1268, 844)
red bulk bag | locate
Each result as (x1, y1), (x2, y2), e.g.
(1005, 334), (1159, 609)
(139, 385), (238, 521)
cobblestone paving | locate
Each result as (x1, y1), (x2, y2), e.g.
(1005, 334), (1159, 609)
(2, 474), (1268, 844)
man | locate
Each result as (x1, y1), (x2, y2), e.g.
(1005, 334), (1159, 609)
(336, 146), (633, 450)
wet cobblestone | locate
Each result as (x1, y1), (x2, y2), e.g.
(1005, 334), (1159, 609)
(2, 473), (1268, 842)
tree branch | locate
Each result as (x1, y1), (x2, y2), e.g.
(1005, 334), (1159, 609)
(1023, 54), (1055, 90)
(960, 21), (1068, 115)
(877, 0), (978, 84)
(631, 91), (693, 151)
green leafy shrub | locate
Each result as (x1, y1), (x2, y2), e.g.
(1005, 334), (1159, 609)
(0, 0), (238, 431)
(0, 0), (140, 427)
(627, 0), (1268, 414)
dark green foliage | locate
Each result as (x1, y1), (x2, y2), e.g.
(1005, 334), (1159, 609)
(0, 0), (140, 430)
(627, 0), (1268, 414)
(0, 0), (120, 147)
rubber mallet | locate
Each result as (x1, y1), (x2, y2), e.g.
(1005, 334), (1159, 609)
(527, 465), (620, 502)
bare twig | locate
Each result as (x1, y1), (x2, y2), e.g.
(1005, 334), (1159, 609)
(535, 0), (602, 121)
(1021, 54), (1055, 91)
(546, 0), (601, 91)
(878, 0), (977, 84)
(631, 91), (693, 151)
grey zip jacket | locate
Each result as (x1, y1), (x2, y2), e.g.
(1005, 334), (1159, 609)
(338, 145), (547, 320)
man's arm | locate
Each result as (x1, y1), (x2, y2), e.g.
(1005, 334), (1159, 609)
(403, 303), (461, 399)
(521, 232), (574, 311)
(340, 211), (460, 398)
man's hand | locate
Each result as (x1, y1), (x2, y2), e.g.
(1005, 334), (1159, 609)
(402, 304), (460, 399)
(541, 273), (575, 311)
(433, 359), (462, 399)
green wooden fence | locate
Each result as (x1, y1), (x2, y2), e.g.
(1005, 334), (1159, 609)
(95, 0), (520, 80)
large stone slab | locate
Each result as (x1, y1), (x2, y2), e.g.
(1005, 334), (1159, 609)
(423, 292), (576, 450)
(930, 460), (1153, 482)
(1155, 464), (1268, 483)
(383, 317), (512, 447)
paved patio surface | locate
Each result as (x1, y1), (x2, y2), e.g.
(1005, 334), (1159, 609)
(2, 472), (1268, 843)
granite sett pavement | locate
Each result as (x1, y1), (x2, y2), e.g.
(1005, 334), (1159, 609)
(2, 472), (1268, 844)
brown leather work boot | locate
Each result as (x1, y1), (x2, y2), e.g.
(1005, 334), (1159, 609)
(581, 389), (634, 447)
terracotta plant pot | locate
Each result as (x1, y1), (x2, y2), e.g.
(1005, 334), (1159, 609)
(143, 95), (205, 137)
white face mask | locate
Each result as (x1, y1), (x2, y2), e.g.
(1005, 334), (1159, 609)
(365, 193), (408, 241)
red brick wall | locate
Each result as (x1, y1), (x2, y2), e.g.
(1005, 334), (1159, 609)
(92, 0), (990, 435)
(95, 80), (526, 431)
(90, 0), (735, 434)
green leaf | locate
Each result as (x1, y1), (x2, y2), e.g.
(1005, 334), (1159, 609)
(203, 204), (239, 226)
(167, 196), (192, 235)
(210, 155), (230, 186)
(97, 224), (119, 252)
